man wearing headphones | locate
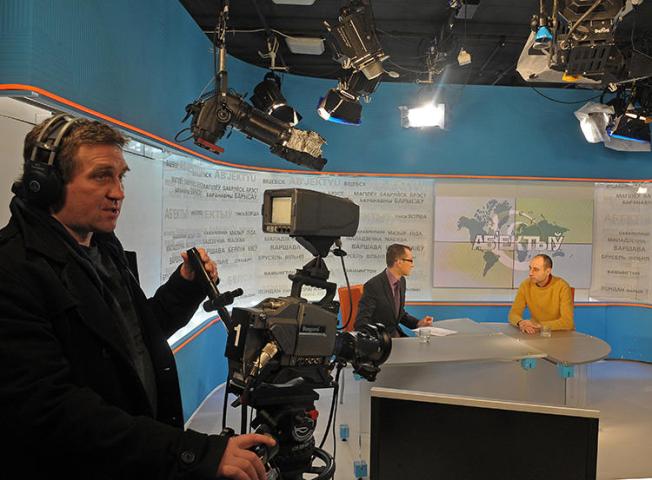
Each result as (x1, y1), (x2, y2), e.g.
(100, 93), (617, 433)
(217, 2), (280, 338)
(0, 115), (274, 480)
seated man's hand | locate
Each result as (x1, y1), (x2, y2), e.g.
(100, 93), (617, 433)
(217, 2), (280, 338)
(180, 247), (219, 283)
(518, 319), (540, 335)
(216, 433), (276, 480)
(417, 316), (434, 327)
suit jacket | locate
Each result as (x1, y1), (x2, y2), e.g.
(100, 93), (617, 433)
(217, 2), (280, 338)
(355, 270), (419, 337)
(0, 197), (227, 480)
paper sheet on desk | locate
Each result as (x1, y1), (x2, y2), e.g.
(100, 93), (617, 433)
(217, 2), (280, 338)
(413, 326), (457, 337)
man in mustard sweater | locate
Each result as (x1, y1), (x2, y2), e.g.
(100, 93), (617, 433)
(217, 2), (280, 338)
(508, 254), (574, 334)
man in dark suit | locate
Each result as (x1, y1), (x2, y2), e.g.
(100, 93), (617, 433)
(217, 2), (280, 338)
(355, 243), (433, 337)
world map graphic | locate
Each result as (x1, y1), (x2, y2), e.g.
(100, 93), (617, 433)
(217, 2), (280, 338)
(456, 199), (569, 276)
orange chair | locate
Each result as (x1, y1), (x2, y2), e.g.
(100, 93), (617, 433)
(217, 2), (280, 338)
(338, 284), (364, 332)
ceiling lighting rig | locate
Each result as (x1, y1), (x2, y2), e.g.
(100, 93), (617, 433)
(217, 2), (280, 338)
(518, 0), (651, 87)
(318, 0), (392, 125)
(179, 0), (327, 170)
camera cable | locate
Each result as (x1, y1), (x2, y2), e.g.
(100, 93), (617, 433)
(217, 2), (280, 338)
(332, 241), (354, 331)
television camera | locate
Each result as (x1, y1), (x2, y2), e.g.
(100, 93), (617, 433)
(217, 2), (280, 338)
(192, 189), (392, 479)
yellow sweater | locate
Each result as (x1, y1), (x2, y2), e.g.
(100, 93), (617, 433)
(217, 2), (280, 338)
(508, 276), (574, 331)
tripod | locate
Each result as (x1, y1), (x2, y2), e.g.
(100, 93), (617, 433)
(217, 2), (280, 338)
(234, 380), (336, 480)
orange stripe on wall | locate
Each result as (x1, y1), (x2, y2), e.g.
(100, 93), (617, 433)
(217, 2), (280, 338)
(3, 84), (652, 183)
(172, 319), (220, 355)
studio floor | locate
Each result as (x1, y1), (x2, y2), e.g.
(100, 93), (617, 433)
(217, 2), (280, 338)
(187, 359), (652, 480)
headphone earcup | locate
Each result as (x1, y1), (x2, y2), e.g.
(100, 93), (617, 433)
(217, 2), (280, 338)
(23, 161), (64, 208)
(22, 113), (78, 208)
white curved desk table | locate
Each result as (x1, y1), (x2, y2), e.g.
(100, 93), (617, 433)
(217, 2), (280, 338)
(354, 318), (610, 435)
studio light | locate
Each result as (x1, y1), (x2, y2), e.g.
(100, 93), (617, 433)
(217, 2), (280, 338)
(317, 71), (381, 125)
(180, 1), (328, 171)
(317, 1), (392, 126)
(533, 24), (553, 50)
(574, 97), (651, 152)
(399, 103), (446, 129)
(185, 91), (327, 170)
(574, 101), (612, 143)
(609, 111), (651, 145)
(604, 90), (651, 151)
(250, 72), (302, 126)
(324, 1), (389, 80)
(317, 89), (361, 126)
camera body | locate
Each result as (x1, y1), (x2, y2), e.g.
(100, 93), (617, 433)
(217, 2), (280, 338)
(226, 297), (338, 392)
(225, 293), (392, 400)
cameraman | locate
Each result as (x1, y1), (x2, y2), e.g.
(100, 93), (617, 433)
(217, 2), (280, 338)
(0, 115), (274, 480)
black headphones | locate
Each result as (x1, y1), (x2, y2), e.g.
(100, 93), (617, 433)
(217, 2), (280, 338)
(23, 114), (80, 208)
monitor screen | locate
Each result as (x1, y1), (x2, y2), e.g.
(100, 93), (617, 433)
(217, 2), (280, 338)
(370, 388), (598, 480)
(271, 196), (292, 225)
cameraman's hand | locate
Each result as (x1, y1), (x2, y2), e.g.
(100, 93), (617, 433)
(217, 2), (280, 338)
(216, 433), (276, 480)
(180, 247), (219, 283)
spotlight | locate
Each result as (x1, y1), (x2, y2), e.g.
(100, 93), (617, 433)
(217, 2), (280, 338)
(529, 0), (554, 52)
(250, 72), (302, 126)
(553, 0), (625, 81)
(185, 91), (327, 170)
(317, 71), (381, 125)
(605, 90), (652, 151)
(609, 112), (651, 145)
(324, 1), (389, 80)
(574, 101), (612, 143)
(399, 103), (445, 129)
(574, 98), (651, 152)
(317, 89), (361, 126)
(181, 0), (327, 170)
(533, 25), (553, 50)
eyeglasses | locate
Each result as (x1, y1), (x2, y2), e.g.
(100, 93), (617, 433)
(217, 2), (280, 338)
(401, 258), (414, 263)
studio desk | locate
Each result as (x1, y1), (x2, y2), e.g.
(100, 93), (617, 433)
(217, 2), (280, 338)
(351, 317), (610, 436)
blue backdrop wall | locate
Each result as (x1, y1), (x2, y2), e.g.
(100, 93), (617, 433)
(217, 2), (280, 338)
(2, 1), (652, 179)
(1, 0), (651, 418)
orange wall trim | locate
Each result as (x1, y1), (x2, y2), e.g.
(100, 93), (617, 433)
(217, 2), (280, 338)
(172, 318), (220, 355)
(3, 84), (652, 183)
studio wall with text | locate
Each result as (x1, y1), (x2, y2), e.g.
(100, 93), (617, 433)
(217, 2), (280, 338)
(160, 152), (651, 342)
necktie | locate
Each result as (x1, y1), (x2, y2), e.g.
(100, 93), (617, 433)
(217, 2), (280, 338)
(393, 282), (400, 317)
